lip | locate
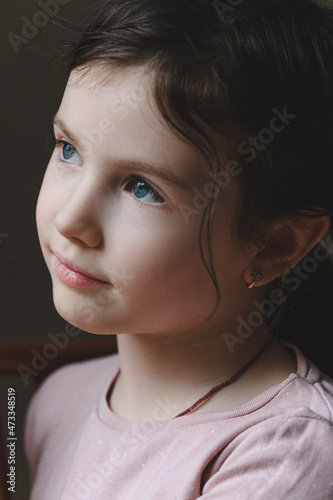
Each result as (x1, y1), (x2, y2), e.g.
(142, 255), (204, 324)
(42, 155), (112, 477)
(53, 251), (110, 289)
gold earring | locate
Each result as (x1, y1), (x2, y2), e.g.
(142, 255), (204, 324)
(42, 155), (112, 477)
(247, 271), (263, 289)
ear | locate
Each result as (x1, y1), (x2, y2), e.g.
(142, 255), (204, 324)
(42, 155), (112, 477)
(244, 210), (331, 288)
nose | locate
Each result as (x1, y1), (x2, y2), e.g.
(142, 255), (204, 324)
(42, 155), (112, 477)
(55, 176), (104, 248)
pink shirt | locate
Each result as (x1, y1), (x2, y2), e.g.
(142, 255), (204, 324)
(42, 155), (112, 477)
(25, 342), (333, 499)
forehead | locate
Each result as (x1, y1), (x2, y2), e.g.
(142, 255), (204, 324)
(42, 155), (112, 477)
(66, 63), (152, 110)
(64, 63), (163, 132)
(58, 63), (213, 182)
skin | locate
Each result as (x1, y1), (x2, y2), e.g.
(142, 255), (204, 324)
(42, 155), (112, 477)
(36, 63), (328, 421)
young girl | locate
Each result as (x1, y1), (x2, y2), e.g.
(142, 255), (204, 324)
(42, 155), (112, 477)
(25, 0), (333, 498)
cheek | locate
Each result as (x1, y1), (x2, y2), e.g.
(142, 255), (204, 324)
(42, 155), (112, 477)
(36, 180), (50, 242)
(36, 164), (63, 236)
(108, 212), (214, 307)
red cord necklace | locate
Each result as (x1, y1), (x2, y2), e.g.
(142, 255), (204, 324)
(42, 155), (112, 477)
(110, 341), (270, 419)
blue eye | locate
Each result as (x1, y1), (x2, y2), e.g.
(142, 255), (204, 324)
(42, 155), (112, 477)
(55, 139), (82, 165)
(129, 178), (164, 204)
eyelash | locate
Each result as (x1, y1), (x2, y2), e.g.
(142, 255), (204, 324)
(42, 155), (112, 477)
(124, 177), (165, 204)
(52, 137), (165, 206)
(53, 138), (80, 164)
(54, 138), (67, 149)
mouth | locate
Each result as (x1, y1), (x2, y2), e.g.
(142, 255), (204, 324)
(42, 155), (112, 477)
(53, 251), (110, 289)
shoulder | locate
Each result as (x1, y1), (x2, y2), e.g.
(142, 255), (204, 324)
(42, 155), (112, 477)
(230, 405), (333, 457)
(274, 342), (333, 422)
(200, 345), (333, 498)
(26, 351), (119, 417)
(240, 342), (333, 441)
(29, 352), (119, 410)
(24, 352), (119, 473)
(201, 410), (333, 499)
(38, 352), (119, 392)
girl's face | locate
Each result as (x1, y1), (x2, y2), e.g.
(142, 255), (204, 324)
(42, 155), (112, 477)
(36, 64), (248, 336)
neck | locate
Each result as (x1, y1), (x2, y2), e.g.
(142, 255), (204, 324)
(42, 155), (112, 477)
(110, 325), (274, 421)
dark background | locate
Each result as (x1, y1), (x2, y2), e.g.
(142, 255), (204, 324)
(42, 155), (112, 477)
(0, 0), (99, 344)
(0, 2), (104, 499)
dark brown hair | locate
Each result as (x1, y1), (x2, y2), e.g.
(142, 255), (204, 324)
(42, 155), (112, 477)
(56, 0), (333, 372)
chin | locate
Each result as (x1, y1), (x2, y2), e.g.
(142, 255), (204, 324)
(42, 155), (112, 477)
(52, 292), (121, 335)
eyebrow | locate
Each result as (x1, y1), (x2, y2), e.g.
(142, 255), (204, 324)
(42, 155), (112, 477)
(52, 114), (186, 187)
(53, 115), (78, 145)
